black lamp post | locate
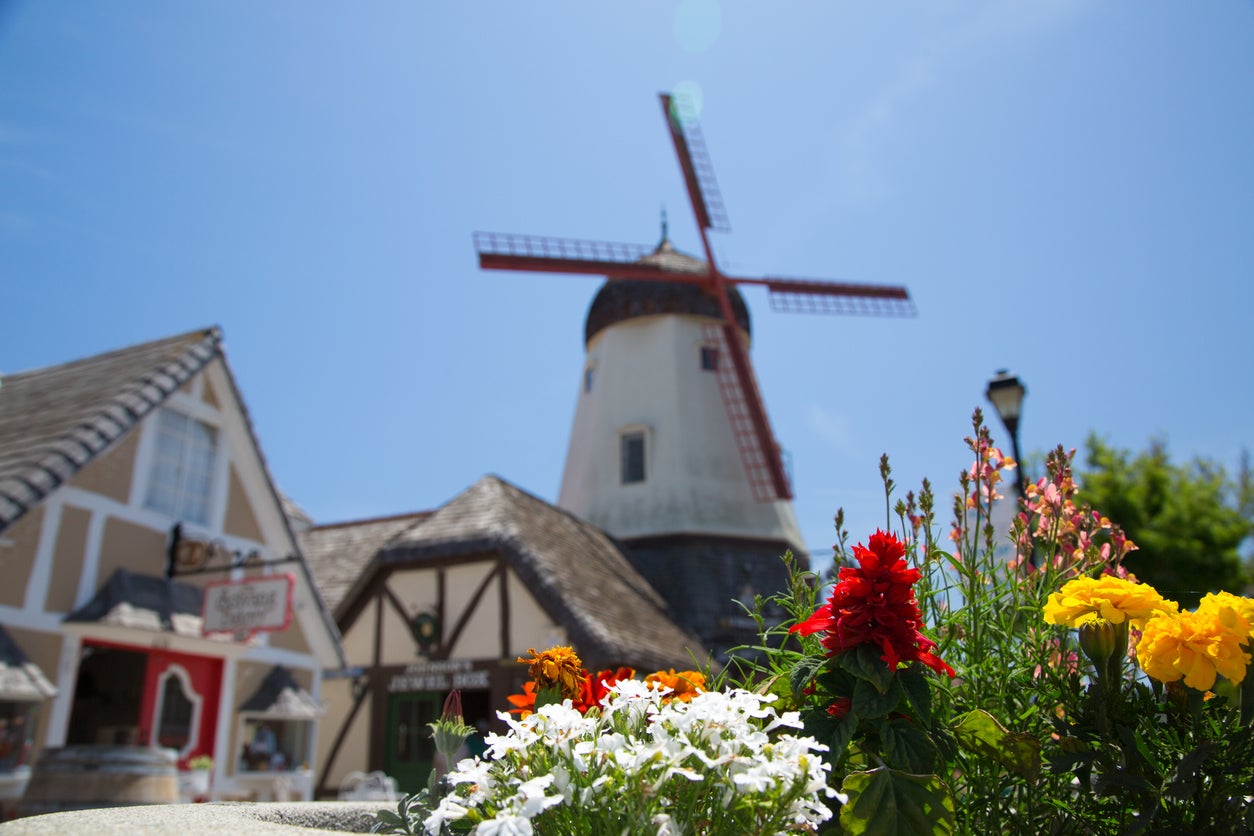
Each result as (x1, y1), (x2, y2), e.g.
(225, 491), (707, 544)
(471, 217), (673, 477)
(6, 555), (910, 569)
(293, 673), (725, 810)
(985, 370), (1028, 500)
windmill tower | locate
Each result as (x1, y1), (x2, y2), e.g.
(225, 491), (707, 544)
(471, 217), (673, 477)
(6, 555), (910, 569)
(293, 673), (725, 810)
(475, 94), (915, 657)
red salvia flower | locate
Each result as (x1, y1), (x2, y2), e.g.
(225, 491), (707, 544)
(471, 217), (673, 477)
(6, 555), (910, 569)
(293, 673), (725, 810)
(792, 530), (955, 677)
(826, 697), (853, 719)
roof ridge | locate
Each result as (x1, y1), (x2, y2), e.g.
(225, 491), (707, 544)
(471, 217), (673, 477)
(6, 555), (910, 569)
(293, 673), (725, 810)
(0, 327), (222, 532)
(309, 509), (433, 531)
(2, 326), (221, 380)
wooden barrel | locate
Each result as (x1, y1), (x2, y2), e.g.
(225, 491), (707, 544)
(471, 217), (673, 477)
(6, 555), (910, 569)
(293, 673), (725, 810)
(17, 745), (178, 817)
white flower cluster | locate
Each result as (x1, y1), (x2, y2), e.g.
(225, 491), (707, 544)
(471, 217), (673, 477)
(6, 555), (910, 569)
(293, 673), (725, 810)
(424, 682), (841, 836)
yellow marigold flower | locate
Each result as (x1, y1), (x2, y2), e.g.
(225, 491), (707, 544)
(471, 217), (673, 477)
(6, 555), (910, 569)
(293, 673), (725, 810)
(1136, 610), (1252, 691)
(644, 669), (706, 702)
(1042, 575), (1177, 630)
(518, 646), (585, 701)
(1196, 592), (1254, 641)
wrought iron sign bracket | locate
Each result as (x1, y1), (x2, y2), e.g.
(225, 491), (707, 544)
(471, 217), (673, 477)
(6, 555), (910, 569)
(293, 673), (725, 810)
(166, 523), (301, 579)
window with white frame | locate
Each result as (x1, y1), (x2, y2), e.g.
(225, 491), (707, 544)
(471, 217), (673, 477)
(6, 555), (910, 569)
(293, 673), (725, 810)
(144, 407), (219, 525)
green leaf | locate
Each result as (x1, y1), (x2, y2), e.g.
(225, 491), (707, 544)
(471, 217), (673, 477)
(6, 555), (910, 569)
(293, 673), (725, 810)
(1115, 724), (1155, 773)
(534, 682), (564, 710)
(880, 717), (939, 774)
(1094, 769), (1153, 794)
(899, 665), (934, 729)
(790, 654), (826, 698)
(802, 706), (859, 763)
(853, 677), (902, 719)
(840, 643), (895, 694)
(839, 767), (955, 836)
(816, 664), (857, 697)
(952, 709), (1041, 782)
(1166, 741), (1217, 800)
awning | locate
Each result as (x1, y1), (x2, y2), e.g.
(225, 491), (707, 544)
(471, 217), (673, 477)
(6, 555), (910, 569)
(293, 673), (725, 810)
(64, 569), (205, 637)
(0, 624), (56, 701)
(239, 666), (323, 720)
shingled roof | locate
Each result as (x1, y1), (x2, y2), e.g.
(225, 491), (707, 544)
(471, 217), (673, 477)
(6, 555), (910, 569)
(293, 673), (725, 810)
(300, 511), (432, 615)
(367, 475), (705, 672)
(0, 327), (222, 533)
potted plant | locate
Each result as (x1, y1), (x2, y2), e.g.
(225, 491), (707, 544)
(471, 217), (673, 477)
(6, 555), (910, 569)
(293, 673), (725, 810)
(187, 754), (213, 797)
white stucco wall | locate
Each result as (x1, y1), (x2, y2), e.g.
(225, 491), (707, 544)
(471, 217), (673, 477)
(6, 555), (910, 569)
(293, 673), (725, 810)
(559, 313), (804, 548)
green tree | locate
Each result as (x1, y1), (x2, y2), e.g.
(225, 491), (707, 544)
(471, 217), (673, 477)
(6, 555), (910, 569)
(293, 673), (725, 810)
(1075, 435), (1252, 608)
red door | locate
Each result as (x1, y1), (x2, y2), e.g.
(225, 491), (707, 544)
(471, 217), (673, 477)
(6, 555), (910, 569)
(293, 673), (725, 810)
(137, 650), (222, 768)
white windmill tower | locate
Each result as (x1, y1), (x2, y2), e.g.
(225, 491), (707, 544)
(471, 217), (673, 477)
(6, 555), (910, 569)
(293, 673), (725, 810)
(474, 94), (915, 657)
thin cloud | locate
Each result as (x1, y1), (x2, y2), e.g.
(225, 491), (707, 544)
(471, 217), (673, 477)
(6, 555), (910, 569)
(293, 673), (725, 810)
(807, 404), (858, 459)
(835, 0), (1093, 207)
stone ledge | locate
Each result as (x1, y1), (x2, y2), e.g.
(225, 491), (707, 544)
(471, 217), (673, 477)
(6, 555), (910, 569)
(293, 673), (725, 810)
(0, 801), (385, 834)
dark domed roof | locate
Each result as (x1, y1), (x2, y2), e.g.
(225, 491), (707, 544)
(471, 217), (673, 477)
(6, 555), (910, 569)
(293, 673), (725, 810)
(584, 240), (751, 345)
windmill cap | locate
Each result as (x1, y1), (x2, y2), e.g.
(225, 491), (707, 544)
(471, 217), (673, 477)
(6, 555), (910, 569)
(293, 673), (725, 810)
(584, 241), (751, 344)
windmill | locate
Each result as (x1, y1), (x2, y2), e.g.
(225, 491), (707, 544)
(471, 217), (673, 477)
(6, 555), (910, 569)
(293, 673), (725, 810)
(474, 93), (915, 505)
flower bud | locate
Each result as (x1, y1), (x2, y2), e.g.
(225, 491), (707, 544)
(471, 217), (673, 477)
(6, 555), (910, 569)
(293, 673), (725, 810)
(430, 689), (475, 758)
(1078, 618), (1130, 684)
(442, 689), (464, 723)
(1078, 619), (1114, 666)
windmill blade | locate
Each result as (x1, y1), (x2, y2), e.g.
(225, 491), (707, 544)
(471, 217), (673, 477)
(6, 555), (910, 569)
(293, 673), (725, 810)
(750, 276), (917, 317)
(703, 323), (793, 502)
(474, 231), (708, 281)
(660, 93), (731, 234)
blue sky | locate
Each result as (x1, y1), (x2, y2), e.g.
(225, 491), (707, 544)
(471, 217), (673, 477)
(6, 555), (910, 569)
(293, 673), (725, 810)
(2, 2), (1252, 570)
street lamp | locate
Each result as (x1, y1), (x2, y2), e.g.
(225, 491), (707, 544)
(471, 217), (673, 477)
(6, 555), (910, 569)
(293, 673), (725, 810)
(985, 370), (1027, 500)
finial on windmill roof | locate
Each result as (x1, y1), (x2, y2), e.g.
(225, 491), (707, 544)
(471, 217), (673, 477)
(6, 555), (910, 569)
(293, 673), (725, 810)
(657, 205), (677, 251)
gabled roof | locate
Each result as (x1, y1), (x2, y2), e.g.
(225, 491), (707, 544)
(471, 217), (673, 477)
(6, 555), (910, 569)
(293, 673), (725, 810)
(300, 511), (433, 615)
(0, 327), (221, 533)
(363, 475), (705, 672)
(239, 665), (323, 719)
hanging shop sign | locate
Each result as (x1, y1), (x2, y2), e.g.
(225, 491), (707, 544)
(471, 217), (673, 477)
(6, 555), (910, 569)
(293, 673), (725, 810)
(387, 660), (491, 694)
(202, 574), (294, 639)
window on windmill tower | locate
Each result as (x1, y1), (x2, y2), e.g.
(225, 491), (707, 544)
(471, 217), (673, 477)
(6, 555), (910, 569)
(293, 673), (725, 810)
(144, 407), (219, 525)
(700, 346), (720, 371)
(620, 431), (646, 484)
(584, 365), (594, 393)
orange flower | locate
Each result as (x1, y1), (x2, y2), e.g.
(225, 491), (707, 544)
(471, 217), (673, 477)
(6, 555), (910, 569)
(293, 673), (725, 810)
(507, 663), (636, 717)
(506, 680), (538, 716)
(644, 669), (706, 702)
(517, 646), (586, 701)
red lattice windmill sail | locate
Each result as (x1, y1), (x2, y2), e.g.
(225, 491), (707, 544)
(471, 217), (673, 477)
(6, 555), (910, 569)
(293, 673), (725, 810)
(475, 93), (915, 502)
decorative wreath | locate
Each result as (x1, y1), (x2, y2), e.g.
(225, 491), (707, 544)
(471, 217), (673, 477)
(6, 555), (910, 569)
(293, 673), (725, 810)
(409, 611), (441, 654)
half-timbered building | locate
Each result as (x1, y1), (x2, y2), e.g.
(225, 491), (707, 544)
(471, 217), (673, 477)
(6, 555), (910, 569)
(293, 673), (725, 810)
(302, 474), (703, 796)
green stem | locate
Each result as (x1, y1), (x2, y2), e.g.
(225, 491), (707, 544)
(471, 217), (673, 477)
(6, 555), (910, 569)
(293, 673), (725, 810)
(1242, 654), (1254, 726)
